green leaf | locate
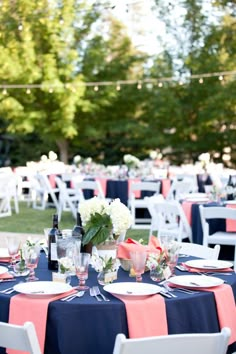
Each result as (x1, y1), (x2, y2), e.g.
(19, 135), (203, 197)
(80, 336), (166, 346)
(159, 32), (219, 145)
(82, 212), (113, 246)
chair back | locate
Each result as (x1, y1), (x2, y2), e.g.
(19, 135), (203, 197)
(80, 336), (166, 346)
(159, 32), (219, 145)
(73, 179), (105, 200)
(0, 321), (41, 354)
(148, 199), (192, 242)
(177, 242), (220, 260)
(166, 179), (196, 201)
(113, 327), (231, 354)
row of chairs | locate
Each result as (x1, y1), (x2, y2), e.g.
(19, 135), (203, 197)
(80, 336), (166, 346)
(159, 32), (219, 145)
(0, 320), (230, 354)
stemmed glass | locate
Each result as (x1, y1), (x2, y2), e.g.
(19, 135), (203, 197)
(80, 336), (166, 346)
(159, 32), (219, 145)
(23, 243), (41, 281)
(5, 235), (21, 268)
(73, 252), (90, 290)
(130, 250), (147, 282)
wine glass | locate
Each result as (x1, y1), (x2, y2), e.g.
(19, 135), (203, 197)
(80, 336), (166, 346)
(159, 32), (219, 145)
(23, 244), (41, 281)
(5, 235), (21, 268)
(73, 252), (90, 290)
(130, 250), (147, 282)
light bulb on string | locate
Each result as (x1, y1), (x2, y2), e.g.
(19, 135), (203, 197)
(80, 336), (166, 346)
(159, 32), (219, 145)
(219, 75), (224, 81)
(199, 78), (204, 84)
(26, 88), (31, 94)
(158, 82), (163, 88)
(116, 83), (121, 91)
(137, 81), (142, 90)
(179, 80), (183, 86)
(18, 23), (23, 31)
(59, 17), (64, 25)
(49, 87), (53, 93)
(2, 88), (7, 95)
(94, 85), (99, 91)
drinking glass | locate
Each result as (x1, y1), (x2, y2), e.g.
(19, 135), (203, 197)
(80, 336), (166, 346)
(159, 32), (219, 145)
(73, 252), (90, 290)
(23, 244), (41, 281)
(5, 235), (21, 268)
(130, 250), (147, 282)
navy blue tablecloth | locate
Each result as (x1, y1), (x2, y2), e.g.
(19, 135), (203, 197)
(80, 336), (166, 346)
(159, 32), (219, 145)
(0, 253), (236, 354)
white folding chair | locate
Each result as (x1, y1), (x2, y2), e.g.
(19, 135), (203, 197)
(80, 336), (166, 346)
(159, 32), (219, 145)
(55, 176), (82, 221)
(32, 173), (59, 210)
(128, 181), (162, 229)
(72, 179), (106, 201)
(0, 321), (41, 354)
(177, 242), (220, 260)
(148, 199), (192, 242)
(113, 328), (231, 354)
(199, 205), (236, 269)
(166, 179), (196, 201)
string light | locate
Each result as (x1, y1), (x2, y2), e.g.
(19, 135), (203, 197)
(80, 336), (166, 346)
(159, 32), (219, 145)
(26, 88), (31, 94)
(0, 70), (235, 92)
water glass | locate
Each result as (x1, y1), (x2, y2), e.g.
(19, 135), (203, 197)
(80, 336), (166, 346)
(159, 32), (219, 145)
(5, 235), (21, 268)
(74, 252), (90, 290)
(24, 244), (41, 281)
(130, 250), (147, 282)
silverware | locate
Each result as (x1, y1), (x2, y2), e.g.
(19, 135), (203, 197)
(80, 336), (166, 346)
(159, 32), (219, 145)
(65, 291), (85, 302)
(0, 287), (15, 294)
(162, 284), (177, 298)
(90, 287), (102, 301)
(93, 286), (110, 302)
(60, 291), (81, 302)
(0, 279), (16, 283)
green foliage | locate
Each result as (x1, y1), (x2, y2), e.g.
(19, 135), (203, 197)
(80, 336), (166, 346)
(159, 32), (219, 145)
(82, 212), (113, 246)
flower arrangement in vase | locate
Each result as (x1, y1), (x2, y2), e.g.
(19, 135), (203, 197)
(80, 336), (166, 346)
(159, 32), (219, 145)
(79, 197), (132, 247)
(90, 253), (120, 285)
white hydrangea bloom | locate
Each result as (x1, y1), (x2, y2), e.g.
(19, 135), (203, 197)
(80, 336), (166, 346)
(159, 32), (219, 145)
(108, 198), (132, 235)
(79, 197), (109, 225)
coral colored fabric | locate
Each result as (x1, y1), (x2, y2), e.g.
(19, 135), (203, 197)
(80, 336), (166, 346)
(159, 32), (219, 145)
(203, 284), (236, 345)
(8, 289), (76, 354)
(0, 272), (14, 279)
(128, 178), (141, 199)
(117, 236), (161, 259)
(95, 177), (107, 196)
(161, 179), (171, 198)
(226, 204), (236, 232)
(114, 293), (168, 338)
(181, 201), (194, 225)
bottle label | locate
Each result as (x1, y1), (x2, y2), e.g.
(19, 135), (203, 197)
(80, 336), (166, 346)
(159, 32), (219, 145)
(50, 243), (58, 261)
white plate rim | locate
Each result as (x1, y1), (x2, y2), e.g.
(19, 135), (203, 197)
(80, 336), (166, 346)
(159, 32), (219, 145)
(184, 197), (209, 202)
(185, 259), (233, 270)
(13, 281), (72, 297)
(168, 275), (224, 289)
(0, 265), (8, 275)
(103, 282), (162, 298)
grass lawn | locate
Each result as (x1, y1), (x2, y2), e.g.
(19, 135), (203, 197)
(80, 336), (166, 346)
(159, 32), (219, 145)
(0, 202), (150, 243)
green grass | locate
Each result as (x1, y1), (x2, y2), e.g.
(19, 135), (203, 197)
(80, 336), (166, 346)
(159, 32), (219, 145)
(0, 202), (149, 243)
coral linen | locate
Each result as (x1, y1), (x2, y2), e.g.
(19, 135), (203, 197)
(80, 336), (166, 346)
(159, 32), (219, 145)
(117, 236), (161, 260)
(8, 289), (76, 354)
(204, 284), (236, 345)
(0, 272), (14, 280)
(226, 204), (236, 232)
(161, 179), (171, 198)
(181, 201), (194, 225)
(114, 293), (168, 338)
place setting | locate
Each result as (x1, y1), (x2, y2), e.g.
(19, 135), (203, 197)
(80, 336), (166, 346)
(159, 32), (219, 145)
(179, 259), (234, 276)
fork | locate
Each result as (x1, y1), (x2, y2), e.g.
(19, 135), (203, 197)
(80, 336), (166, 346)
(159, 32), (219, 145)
(90, 287), (102, 301)
(0, 287), (15, 294)
(93, 286), (110, 302)
(60, 291), (83, 301)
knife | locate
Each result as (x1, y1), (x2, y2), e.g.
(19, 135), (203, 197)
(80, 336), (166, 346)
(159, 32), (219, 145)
(0, 279), (16, 283)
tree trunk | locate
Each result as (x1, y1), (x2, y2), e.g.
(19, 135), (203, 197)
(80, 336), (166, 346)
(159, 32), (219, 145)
(56, 138), (69, 164)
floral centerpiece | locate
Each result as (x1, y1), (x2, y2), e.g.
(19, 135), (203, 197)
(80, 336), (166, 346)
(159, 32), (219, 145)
(123, 154), (140, 170)
(90, 253), (120, 285)
(79, 197), (132, 247)
(146, 247), (167, 281)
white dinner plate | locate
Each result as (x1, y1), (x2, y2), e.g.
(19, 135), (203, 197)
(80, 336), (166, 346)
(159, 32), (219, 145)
(168, 275), (224, 289)
(0, 266), (8, 275)
(0, 248), (10, 258)
(184, 193), (207, 199)
(185, 259), (233, 271)
(224, 201), (236, 205)
(104, 282), (162, 299)
(13, 281), (72, 297)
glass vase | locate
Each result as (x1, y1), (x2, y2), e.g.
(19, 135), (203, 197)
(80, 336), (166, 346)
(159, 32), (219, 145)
(97, 270), (117, 286)
(150, 268), (164, 282)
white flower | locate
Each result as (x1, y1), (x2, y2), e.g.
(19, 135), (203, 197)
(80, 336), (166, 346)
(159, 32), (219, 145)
(149, 150), (158, 160)
(123, 154), (140, 168)
(58, 257), (74, 273)
(90, 253), (120, 272)
(109, 198), (132, 235)
(79, 197), (109, 225)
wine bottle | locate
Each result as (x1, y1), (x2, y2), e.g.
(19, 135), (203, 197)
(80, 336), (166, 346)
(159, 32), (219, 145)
(48, 214), (61, 270)
(72, 212), (84, 241)
(226, 175), (234, 200)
